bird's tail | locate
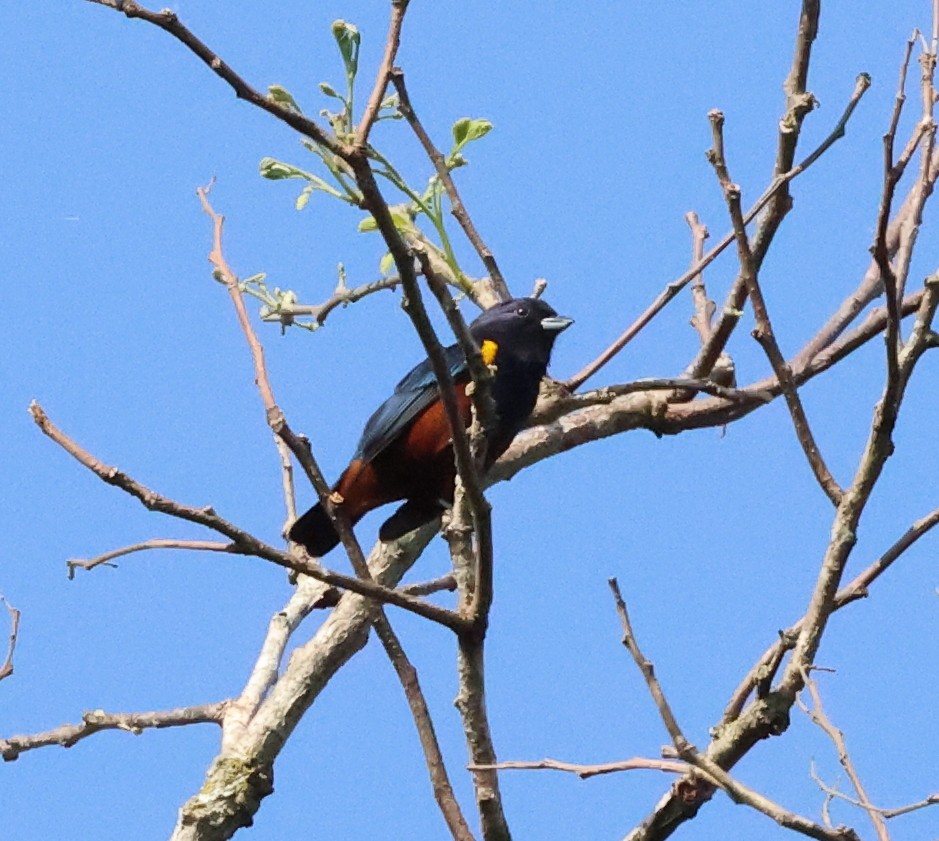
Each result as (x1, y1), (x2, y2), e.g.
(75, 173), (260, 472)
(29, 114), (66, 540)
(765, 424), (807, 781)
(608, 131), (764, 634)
(288, 503), (342, 557)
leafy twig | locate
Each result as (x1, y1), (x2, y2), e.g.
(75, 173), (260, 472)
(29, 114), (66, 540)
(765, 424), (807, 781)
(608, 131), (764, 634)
(392, 68), (510, 302)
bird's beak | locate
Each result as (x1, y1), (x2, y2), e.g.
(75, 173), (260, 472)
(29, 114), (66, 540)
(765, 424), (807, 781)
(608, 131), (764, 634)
(540, 315), (574, 333)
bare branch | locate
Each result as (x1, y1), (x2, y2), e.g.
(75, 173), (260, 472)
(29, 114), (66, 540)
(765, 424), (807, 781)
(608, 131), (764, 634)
(29, 400), (282, 556)
(609, 579), (689, 750)
(32, 397), (467, 630)
(373, 616), (474, 841)
(748, 0), (821, 267)
(610, 579), (860, 841)
(692, 70), (871, 382)
(547, 378), (771, 418)
(811, 769), (939, 822)
(0, 596), (20, 683)
(455, 638), (509, 841)
(881, 792), (939, 820)
(392, 68), (511, 301)
(274, 435), (297, 527)
(470, 756), (690, 780)
(799, 671), (890, 841)
(224, 577), (329, 747)
(354, 0), (410, 147)
(685, 212), (714, 343)
(67, 539), (236, 578)
(197, 184), (367, 558)
(723, 500), (939, 724)
(706, 109), (843, 506)
(1, 703), (227, 762)
(567, 71), (869, 392)
(83, 0), (345, 156)
(400, 574), (458, 597)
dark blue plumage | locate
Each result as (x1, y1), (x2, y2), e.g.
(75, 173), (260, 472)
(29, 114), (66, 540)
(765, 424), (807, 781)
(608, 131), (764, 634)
(289, 297), (572, 556)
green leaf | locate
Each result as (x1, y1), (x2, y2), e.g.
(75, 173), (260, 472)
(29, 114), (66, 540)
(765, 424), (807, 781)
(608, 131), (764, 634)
(319, 81), (342, 100)
(357, 207), (411, 234)
(379, 252), (395, 275)
(451, 117), (493, 149)
(260, 157), (315, 181)
(331, 20), (361, 79)
(295, 185), (314, 211)
(268, 85), (302, 113)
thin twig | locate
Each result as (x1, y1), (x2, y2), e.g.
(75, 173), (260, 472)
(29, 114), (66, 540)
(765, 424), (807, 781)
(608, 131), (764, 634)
(706, 109), (843, 506)
(400, 574), (458, 597)
(567, 71), (869, 392)
(799, 671), (890, 841)
(30, 399), (467, 631)
(722, 501), (939, 723)
(1, 703), (227, 762)
(67, 538), (237, 578)
(691, 71), (871, 383)
(84, 0), (346, 157)
(811, 768), (939, 821)
(259, 275), (402, 327)
(551, 378), (771, 415)
(608, 579), (689, 749)
(392, 68), (511, 301)
(354, 0), (410, 147)
(685, 212), (714, 342)
(373, 616), (474, 841)
(196, 184), (416, 601)
(0, 596), (20, 682)
(469, 756), (690, 780)
(609, 579), (860, 841)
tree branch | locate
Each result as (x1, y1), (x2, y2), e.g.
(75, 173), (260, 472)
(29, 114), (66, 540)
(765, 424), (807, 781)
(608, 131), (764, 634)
(373, 615), (475, 841)
(354, 0), (410, 147)
(609, 580), (860, 841)
(84, 0), (346, 156)
(392, 68), (511, 301)
(66, 539), (237, 578)
(684, 211), (715, 343)
(567, 69), (869, 392)
(721, 501), (939, 725)
(706, 109), (843, 506)
(0, 596), (20, 683)
(470, 756), (690, 780)
(691, 70), (870, 382)
(799, 671), (889, 841)
(1, 703), (227, 762)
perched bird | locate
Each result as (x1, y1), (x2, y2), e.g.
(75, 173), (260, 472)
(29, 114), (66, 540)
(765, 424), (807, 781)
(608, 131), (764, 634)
(288, 297), (572, 557)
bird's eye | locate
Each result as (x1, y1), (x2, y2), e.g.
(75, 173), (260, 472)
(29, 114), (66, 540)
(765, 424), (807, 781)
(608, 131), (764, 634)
(515, 305), (528, 318)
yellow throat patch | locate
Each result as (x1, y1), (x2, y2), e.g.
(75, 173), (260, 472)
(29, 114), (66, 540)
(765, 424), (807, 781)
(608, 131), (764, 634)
(481, 339), (499, 366)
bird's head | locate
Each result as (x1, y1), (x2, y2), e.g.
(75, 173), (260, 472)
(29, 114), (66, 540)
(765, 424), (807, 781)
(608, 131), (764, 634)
(469, 297), (573, 370)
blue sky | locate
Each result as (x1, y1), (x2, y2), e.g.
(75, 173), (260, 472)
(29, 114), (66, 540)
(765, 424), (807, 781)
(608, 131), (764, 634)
(2, 2), (937, 840)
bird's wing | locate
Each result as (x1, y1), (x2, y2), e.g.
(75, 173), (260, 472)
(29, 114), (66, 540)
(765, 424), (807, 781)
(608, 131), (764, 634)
(354, 343), (467, 464)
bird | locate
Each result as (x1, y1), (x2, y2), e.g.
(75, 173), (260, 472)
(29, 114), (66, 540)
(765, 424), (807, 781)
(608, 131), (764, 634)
(288, 297), (573, 557)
